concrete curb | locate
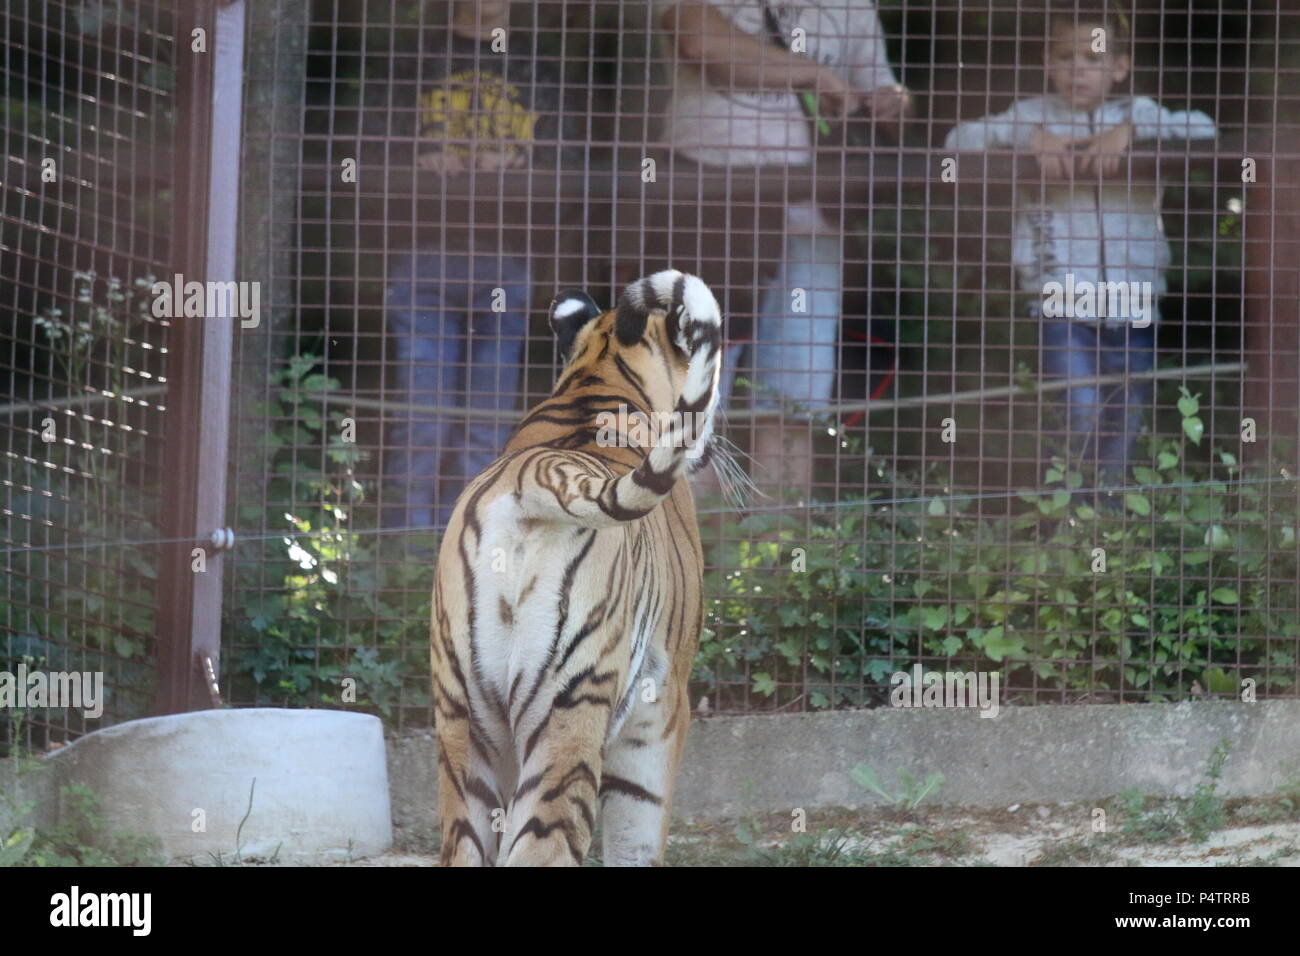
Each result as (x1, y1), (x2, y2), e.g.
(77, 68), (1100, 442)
(387, 701), (1300, 838)
(8, 701), (1297, 854)
(671, 701), (1300, 817)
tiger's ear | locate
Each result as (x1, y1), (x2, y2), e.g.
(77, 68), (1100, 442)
(614, 282), (652, 346)
(548, 290), (602, 360)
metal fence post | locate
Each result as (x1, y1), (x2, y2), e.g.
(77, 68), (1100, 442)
(1243, 139), (1300, 466)
(154, 0), (247, 715)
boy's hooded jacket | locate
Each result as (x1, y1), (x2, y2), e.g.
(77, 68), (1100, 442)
(944, 95), (1216, 324)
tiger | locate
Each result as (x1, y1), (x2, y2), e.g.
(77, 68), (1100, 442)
(429, 269), (724, 866)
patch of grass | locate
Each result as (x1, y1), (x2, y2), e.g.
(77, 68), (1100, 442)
(663, 832), (732, 867)
(740, 828), (860, 866)
(1030, 835), (1121, 867)
(898, 825), (974, 858)
(1236, 843), (1299, 866)
(22, 784), (163, 867)
(850, 765), (945, 812)
(1113, 739), (1232, 845)
(1229, 798), (1300, 826)
(1115, 790), (1185, 844)
(3, 722), (164, 868)
(1226, 770), (1300, 825)
(740, 824), (984, 867)
(721, 803), (985, 866)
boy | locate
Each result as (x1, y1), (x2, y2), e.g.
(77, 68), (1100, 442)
(374, 1), (577, 530)
(943, 6), (1215, 490)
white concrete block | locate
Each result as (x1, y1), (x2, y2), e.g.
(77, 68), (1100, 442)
(47, 708), (392, 863)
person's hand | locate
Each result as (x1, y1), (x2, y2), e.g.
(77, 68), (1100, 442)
(863, 83), (912, 123)
(1075, 121), (1133, 176)
(861, 83), (912, 142)
(476, 149), (527, 172)
(800, 64), (864, 121)
(1029, 127), (1075, 180)
(417, 149), (467, 174)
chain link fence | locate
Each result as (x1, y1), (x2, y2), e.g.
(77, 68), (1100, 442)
(6, 1), (1298, 743)
(1, 0), (177, 752)
(223, 0), (1300, 724)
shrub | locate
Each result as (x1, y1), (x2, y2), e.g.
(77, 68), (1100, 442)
(224, 353), (434, 724)
(697, 390), (1299, 711)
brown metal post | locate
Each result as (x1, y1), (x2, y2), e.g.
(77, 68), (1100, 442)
(1243, 136), (1300, 468)
(154, 0), (247, 715)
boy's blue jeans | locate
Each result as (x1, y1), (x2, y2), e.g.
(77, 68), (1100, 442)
(716, 233), (841, 414)
(383, 247), (530, 530)
(1038, 307), (1157, 486)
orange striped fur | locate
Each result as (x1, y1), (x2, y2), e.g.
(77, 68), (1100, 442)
(430, 270), (722, 866)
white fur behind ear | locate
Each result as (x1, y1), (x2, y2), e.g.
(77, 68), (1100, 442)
(551, 296), (590, 320)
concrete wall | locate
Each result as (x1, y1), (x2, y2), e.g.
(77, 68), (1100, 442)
(7, 701), (1298, 852)
(0, 754), (56, 837)
(387, 701), (1300, 840)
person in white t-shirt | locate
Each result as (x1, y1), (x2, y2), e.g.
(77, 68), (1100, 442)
(655, 0), (910, 502)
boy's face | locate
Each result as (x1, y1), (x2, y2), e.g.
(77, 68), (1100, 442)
(1045, 24), (1130, 111)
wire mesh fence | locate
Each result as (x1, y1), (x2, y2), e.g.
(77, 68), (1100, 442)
(220, 0), (1300, 726)
(1, 0), (177, 751)
(6, 1), (1299, 742)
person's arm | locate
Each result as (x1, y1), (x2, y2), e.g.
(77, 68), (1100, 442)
(1128, 97), (1217, 141)
(942, 103), (1027, 152)
(474, 148), (527, 171)
(845, 0), (910, 129)
(658, 1), (862, 118)
(945, 101), (1076, 179)
(1075, 100), (1216, 176)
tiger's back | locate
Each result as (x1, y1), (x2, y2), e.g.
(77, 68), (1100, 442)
(430, 270), (722, 866)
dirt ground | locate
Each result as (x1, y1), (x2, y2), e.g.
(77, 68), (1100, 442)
(322, 792), (1300, 867)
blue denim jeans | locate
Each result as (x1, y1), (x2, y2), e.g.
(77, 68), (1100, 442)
(716, 233), (841, 415)
(752, 233), (842, 415)
(1038, 306), (1157, 485)
(383, 248), (530, 529)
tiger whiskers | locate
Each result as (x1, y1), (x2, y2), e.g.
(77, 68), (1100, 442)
(693, 431), (763, 513)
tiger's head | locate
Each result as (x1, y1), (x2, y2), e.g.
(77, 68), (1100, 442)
(546, 284), (715, 471)
(541, 280), (754, 510)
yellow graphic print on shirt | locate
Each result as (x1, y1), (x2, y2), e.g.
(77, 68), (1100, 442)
(419, 70), (536, 163)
